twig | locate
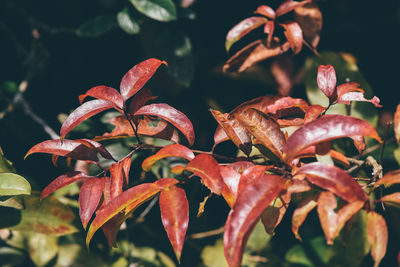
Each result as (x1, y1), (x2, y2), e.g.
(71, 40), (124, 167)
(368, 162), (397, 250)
(188, 226), (225, 239)
(303, 40), (320, 57)
(357, 137), (395, 158)
(134, 196), (159, 223)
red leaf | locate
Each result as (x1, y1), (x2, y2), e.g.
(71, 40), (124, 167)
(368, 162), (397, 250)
(224, 174), (288, 267)
(264, 21), (275, 47)
(128, 87), (158, 116)
(41, 171), (92, 199)
(294, 2), (322, 48)
(75, 139), (115, 161)
(60, 99), (115, 139)
(295, 162), (367, 202)
(304, 104), (325, 123)
(220, 165), (240, 207)
(292, 195), (318, 240)
(317, 191), (364, 244)
(351, 135), (366, 153)
(134, 103), (195, 146)
(101, 213), (127, 247)
(26, 139), (99, 162)
(367, 211), (388, 267)
(109, 157), (132, 198)
(120, 58), (166, 101)
(186, 154), (224, 195)
(295, 145), (350, 166)
(374, 170), (400, 189)
(276, 0), (310, 17)
(288, 179), (312, 194)
(261, 190), (291, 235)
(223, 39), (290, 72)
(281, 22), (303, 54)
(213, 125), (230, 147)
(86, 178), (179, 247)
(317, 65), (337, 100)
(283, 115), (382, 163)
(254, 5), (276, 19)
(79, 85), (124, 110)
(225, 17), (268, 51)
(142, 144), (194, 172)
(79, 178), (104, 229)
(237, 165), (269, 195)
(380, 192), (400, 206)
(159, 185), (189, 262)
(233, 108), (285, 159)
(395, 104), (400, 143)
(210, 109), (252, 155)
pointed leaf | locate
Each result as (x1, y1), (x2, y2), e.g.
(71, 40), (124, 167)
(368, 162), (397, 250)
(159, 185), (189, 261)
(367, 211), (388, 267)
(264, 21), (275, 47)
(134, 103), (195, 146)
(223, 39), (290, 72)
(120, 58), (166, 101)
(224, 174), (288, 267)
(283, 115), (382, 163)
(129, 0), (177, 22)
(373, 170), (400, 189)
(234, 108), (285, 159)
(225, 17), (268, 51)
(26, 139), (99, 162)
(295, 162), (367, 202)
(79, 178), (104, 229)
(138, 117), (179, 143)
(79, 85), (124, 109)
(292, 195), (318, 240)
(395, 104), (400, 144)
(117, 7), (140, 35)
(281, 22), (303, 54)
(60, 100), (115, 139)
(295, 145), (350, 166)
(254, 5), (276, 19)
(304, 104), (325, 123)
(380, 192), (400, 206)
(276, 0), (310, 17)
(261, 190), (290, 235)
(41, 172), (93, 199)
(186, 154), (224, 194)
(210, 109), (252, 155)
(86, 178), (178, 246)
(142, 144), (194, 172)
(75, 139), (115, 160)
(110, 157), (132, 198)
(213, 125), (230, 147)
(220, 165), (240, 207)
(338, 92), (381, 107)
(294, 2), (322, 48)
(0, 173), (31, 196)
(317, 65), (337, 99)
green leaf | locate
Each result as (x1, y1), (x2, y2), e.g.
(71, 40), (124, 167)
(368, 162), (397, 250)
(0, 247), (26, 266)
(304, 52), (379, 126)
(8, 193), (78, 236)
(77, 15), (117, 37)
(246, 220), (271, 253)
(130, 0), (177, 22)
(27, 233), (59, 267)
(0, 173), (31, 196)
(0, 148), (16, 173)
(117, 7), (140, 35)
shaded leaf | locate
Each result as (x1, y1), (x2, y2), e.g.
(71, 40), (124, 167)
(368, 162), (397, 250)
(134, 103), (195, 146)
(41, 171), (92, 199)
(271, 55), (294, 96)
(75, 138), (116, 161)
(304, 104), (325, 123)
(79, 85), (124, 109)
(223, 39), (290, 72)
(0, 173), (31, 196)
(117, 7), (140, 35)
(373, 170), (400, 189)
(380, 192), (400, 206)
(295, 145), (350, 166)
(225, 17), (268, 51)
(76, 15), (116, 37)
(60, 100), (115, 139)
(234, 108), (285, 159)
(142, 144), (194, 172)
(0, 148), (15, 173)
(261, 190), (290, 235)
(27, 233), (59, 267)
(186, 154), (224, 194)
(129, 0), (177, 22)
(159, 185), (189, 261)
(276, 0), (310, 17)
(254, 5), (276, 19)
(120, 58), (166, 101)
(395, 104), (400, 143)
(317, 64), (336, 100)
(224, 174), (288, 267)
(283, 115), (382, 163)
(281, 22), (303, 54)
(79, 178), (104, 229)
(26, 139), (99, 162)
(295, 162), (367, 202)
(292, 195), (318, 240)
(294, 2), (322, 48)
(367, 211), (388, 267)
(129, 87), (158, 116)
(210, 109), (252, 155)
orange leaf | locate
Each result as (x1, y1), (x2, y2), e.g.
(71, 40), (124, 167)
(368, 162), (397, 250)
(374, 170), (400, 189)
(292, 195), (318, 240)
(281, 22), (303, 54)
(142, 144), (194, 172)
(79, 178), (104, 229)
(41, 171), (92, 199)
(367, 211), (388, 267)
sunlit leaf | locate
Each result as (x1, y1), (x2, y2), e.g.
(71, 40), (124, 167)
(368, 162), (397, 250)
(186, 154), (224, 194)
(292, 195), (318, 240)
(79, 178), (104, 229)
(79, 85), (124, 109)
(225, 17), (268, 52)
(129, 0), (177, 22)
(120, 58), (166, 101)
(295, 162), (367, 202)
(224, 174), (288, 267)
(283, 115), (381, 163)
(27, 233), (59, 267)
(373, 170), (400, 189)
(41, 171), (92, 199)
(134, 103), (195, 146)
(0, 173), (31, 196)
(254, 5), (276, 19)
(159, 185), (188, 261)
(26, 139), (99, 162)
(237, 165), (269, 195)
(60, 100), (115, 139)
(76, 15), (116, 37)
(110, 157), (132, 197)
(281, 22), (303, 54)
(142, 144), (194, 172)
(117, 7), (140, 35)
(294, 2), (322, 48)
(213, 125), (230, 147)
(367, 211), (388, 267)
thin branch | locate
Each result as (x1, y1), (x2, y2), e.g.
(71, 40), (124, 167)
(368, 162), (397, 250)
(303, 39), (320, 57)
(134, 196), (159, 223)
(188, 226), (225, 239)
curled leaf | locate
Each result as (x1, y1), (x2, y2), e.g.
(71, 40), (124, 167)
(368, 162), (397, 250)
(304, 104), (325, 123)
(142, 144), (194, 172)
(225, 17), (268, 51)
(367, 211), (388, 267)
(395, 104), (400, 144)
(79, 178), (104, 229)
(281, 22), (303, 54)
(336, 82), (381, 107)
(79, 85), (124, 109)
(292, 195), (318, 240)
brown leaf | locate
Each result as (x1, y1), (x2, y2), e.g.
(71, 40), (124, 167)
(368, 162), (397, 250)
(294, 2), (322, 48)
(281, 22), (303, 54)
(304, 104), (325, 123)
(373, 170), (400, 189)
(336, 82), (381, 107)
(213, 125), (230, 147)
(292, 195), (318, 240)
(225, 17), (268, 51)
(109, 157), (131, 198)
(261, 190), (290, 235)
(367, 211), (388, 267)
(395, 104), (400, 144)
